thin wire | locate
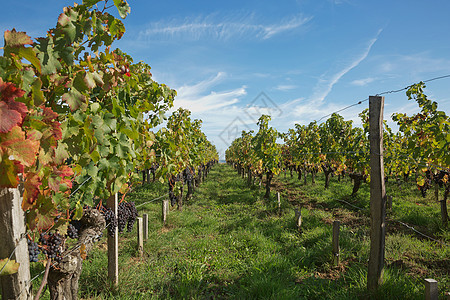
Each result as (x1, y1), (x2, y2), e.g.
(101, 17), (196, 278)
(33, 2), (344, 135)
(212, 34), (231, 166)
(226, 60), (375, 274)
(70, 176), (92, 197)
(423, 74), (450, 83)
(317, 73), (450, 122)
(333, 198), (367, 211)
(317, 99), (368, 122)
(332, 197), (449, 246)
(298, 150), (367, 156)
(387, 218), (449, 247)
(135, 194), (168, 208)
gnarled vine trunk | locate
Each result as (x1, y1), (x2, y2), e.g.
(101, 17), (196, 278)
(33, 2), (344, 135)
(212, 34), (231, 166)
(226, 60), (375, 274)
(349, 173), (365, 196)
(47, 207), (105, 300)
(264, 171), (274, 199)
(247, 166), (252, 187)
(322, 165), (334, 189)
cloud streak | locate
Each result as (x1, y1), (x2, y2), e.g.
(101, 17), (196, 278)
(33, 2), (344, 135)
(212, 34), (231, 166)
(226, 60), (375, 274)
(138, 14), (312, 41)
(173, 72), (247, 113)
(309, 29), (382, 104)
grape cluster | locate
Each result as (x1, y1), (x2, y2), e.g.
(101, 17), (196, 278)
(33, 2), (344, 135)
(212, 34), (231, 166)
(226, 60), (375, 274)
(66, 221), (80, 239)
(101, 207), (118, 237)
(39, 232), (63, 262)
(117, 202), (139, 233)
(126, 202), (138, 232)
(27, 237), (40, 262)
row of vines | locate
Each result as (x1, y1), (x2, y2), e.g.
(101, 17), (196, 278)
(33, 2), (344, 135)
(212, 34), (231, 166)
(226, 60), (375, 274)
(225, 84), (449, 226)
(0, 0), (218, 299)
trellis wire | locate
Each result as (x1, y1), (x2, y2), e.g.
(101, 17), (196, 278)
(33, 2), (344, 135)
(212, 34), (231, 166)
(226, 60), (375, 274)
(317, 73), (450, 122)
(136, 194), (168, 208)
(332, 198), (449, 247)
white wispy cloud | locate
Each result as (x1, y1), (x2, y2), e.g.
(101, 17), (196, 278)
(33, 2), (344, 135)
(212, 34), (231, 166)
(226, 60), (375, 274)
(138, 13), (312, 41)
(173, 72), (247, 113)
(274, 84), (297, 91)
(351, 77), (376, 86)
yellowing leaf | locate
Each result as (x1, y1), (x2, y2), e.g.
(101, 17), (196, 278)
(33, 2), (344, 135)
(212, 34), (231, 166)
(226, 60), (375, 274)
(417, 177), (425, 187)
(0, 259), (19, 276)
(4, 29), (33, 47)
(80, 244), (87, 260)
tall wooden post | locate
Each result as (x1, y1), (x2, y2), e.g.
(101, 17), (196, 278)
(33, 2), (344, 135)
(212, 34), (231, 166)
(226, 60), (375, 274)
(332, 221), (340, 266)
(162, 200), (169, 225)
(277, 192), (281, 215)
(367, 95), (387, 291)
(107, 193), (119, 286)
(0, 186), (31, 300)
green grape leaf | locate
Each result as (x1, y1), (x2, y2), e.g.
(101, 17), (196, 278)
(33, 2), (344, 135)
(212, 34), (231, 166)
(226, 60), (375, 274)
(18, 47), (41, 74)
(35, 38), (63, 75)
(82, 0), (102, 6)
(31, 78), (45, 106)
(62, 88), (87, 111)
(113, 0), (131, 19)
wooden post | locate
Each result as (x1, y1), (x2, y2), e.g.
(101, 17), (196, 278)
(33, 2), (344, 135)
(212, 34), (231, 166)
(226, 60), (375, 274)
(143, 214), (148, 241)
(277, 192), (281, 215)
(0, 186), (31, 300)
(387, 195), (392, 210)
(425, 278), (438, 300)
(107, 193), (119, 286)
(332, 221), (340, 266)
(295, 208), (302, 232)
(137, 217), (143, 256)
(162, 199), (169, 225)
(367, 95), (387, 291)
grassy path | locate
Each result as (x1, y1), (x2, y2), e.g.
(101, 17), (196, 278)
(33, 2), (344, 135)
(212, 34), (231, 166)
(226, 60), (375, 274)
(73, 163), (448, 299)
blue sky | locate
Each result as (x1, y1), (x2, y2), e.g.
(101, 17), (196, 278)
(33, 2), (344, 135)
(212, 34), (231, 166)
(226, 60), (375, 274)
(2, 0), (450, 158)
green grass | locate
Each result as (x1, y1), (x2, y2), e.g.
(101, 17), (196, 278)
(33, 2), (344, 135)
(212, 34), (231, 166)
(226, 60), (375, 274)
(30, 164), (449, 299)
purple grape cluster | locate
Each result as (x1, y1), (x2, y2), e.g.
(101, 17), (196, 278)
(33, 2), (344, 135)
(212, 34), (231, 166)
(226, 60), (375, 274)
(27, 237), (40, 262)
(39, 232), (63, 262)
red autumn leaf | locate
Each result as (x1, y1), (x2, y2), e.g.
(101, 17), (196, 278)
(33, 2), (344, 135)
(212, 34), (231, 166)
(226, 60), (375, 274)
(0, 126), (39, 167)
(0, 78), (26, 101)
(42, 106), (58, 122)
(0, 101), (21, 133)
(48, 165), (74, 192)
(3, 29), (33, 48)
(0, 79), (28, 133)
(23, 172), (41, 205)
(51, 121), (62, 140)
(55, 165), (74, 191)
